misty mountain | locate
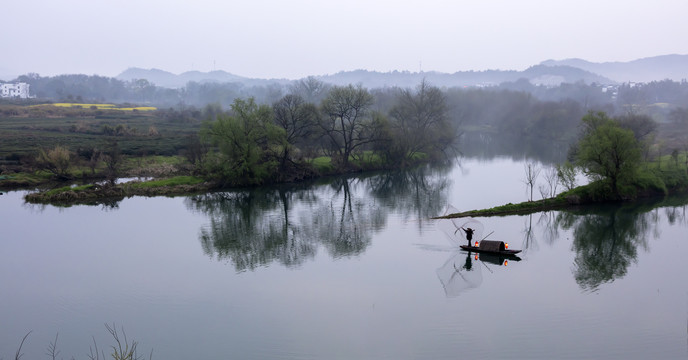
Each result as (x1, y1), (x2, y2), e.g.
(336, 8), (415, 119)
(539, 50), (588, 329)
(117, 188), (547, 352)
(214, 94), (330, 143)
(116, 68), (292, 88)
(117, 64), (612, 90)
(541, 54), (688, 83)
(318, 64), (612, 88)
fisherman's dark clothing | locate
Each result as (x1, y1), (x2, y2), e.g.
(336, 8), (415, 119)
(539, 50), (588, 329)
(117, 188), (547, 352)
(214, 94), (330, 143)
(463, 228), (474, 246)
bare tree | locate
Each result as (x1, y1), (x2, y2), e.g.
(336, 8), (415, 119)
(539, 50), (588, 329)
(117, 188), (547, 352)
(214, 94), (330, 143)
(290, 76), (330, 104)
(105, 323), (140, 360)
(539, 165), (559, 198)
(387, 79), (456, 166)
(523, 162), (541, 201)
(46, 333), (60, 360)
(14, 331), (32, 360)
(101, 140), (122, 185)
(319, 85), (377, 169)
(273, 94), (319, 168)
(87, 324), (151, 360)
(86, 147), (101, 175)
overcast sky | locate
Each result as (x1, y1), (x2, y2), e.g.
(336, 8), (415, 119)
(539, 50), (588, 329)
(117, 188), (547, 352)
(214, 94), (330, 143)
(3, 0), (688, 80)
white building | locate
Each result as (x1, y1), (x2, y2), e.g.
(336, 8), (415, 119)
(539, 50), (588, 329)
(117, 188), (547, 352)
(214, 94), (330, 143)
(0, 82), (31, 98)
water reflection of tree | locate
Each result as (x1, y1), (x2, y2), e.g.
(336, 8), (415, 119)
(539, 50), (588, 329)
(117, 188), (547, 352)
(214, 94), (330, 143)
(300, 177), (386, 258)
(187, 186), (320, 271)
(366, 163), (452, 224)
(186, 165), (452, 271)
(521, 213), (538, 253)
(537, 211), (560, 245)
(556, 205), (654, 292)
(662, 194), (688, 226)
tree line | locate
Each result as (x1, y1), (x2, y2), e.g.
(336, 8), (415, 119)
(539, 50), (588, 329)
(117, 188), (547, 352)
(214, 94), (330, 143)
(7, 73), (688, 190)
(196, 80), (459, 186)
(11, 73), (688, 116)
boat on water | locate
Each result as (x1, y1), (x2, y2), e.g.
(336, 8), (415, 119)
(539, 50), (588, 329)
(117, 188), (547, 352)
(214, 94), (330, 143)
(459, 240), (522, 256)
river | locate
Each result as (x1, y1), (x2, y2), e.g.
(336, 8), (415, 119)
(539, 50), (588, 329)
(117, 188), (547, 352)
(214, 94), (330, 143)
(1, 157), (687, 359)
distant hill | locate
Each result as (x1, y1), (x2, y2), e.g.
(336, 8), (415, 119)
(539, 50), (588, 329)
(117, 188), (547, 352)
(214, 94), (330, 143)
(318, 64), (612, 88)
(116, 68), (292, 88)
(117, 64), (613, 90)
(541, 54), (688, 83)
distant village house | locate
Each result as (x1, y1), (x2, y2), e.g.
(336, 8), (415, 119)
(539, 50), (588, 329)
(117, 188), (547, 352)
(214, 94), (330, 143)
(0, 82), (31, 98)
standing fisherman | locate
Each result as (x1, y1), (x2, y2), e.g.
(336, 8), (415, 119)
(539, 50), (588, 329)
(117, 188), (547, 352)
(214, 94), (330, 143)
(461, 226), (474, 247)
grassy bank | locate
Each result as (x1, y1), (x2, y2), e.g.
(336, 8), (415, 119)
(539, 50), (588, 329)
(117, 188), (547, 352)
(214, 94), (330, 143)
(23, 175), (211, 205)
(437, 165), (688, 219)
(13, 152), (394, 205)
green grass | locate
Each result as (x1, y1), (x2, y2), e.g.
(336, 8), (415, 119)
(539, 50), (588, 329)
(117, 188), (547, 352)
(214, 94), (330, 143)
(0, 114), (200, 158)
(311, 151), (404, 174)
(409, 152), (428, 161)
(43, 184), (95, 196)
(121, 155), (187, 171)
(0, 173), (49, 188)
(126, 176), (204, 189)
(311, 156), (334, 173)
(351, 151), (386, 169)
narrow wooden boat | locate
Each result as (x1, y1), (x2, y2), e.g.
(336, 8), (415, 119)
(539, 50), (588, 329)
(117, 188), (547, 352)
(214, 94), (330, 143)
(459, 240), (521, 255)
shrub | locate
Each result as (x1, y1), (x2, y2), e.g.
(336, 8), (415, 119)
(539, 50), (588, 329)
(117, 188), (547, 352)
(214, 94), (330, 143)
(36, 146), (73, 179)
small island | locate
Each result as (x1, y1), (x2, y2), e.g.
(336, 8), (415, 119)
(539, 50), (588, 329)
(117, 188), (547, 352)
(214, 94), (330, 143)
(438, 111), (688, 219)
(0, 82), (459, 204)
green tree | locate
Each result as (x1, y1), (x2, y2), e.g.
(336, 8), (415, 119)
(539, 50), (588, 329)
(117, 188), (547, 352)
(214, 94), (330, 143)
(319, 85), (377, 169)
(575, 111), (642, 199)
(556, 161), (578, 191)
(202, 97), (284, 185)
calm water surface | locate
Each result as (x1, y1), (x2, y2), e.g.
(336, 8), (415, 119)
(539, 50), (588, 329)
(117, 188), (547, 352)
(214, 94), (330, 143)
(1, 158), (687, 359)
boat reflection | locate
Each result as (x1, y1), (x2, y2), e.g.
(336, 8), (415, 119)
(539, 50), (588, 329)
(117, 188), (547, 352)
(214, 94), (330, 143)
(436, 251), (482, 297)
(473, 251), (521, 266)
(435, 214), (521, 297)
(436, 250), (519, 298)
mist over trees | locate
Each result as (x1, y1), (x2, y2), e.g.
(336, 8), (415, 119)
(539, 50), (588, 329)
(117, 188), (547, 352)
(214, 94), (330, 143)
(12, 70), (688, 113)
(194, 80), (460, 185)
(7, 68), (688, 170)
(386, 80), (458, 166)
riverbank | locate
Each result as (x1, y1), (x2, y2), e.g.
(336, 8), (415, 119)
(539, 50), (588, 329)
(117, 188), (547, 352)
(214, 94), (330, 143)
(21, 176), (213, 205)
(2, 153), (426, 205)
(436, 167), (688, 219)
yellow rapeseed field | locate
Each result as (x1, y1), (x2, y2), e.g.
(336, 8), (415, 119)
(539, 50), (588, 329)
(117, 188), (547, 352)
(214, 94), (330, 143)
(39, 103), (157, 111)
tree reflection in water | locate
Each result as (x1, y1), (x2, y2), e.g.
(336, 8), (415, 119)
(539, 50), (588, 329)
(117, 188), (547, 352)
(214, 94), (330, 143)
(556, 203), (658, 292)
(185, 164), (452, 271)
(186, 185), (320, 271)
(661, 194), (688, 226)
(299, 177), (384, 259)
(367, 163), (452, 229)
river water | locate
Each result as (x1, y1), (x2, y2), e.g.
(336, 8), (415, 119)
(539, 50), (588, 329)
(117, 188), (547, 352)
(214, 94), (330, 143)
(1, 158), (687, 359)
